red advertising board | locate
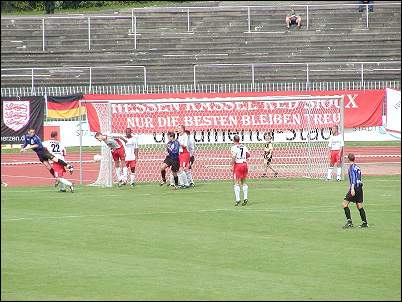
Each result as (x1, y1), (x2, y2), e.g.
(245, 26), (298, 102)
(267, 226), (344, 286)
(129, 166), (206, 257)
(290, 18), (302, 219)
(84, 90), (385, 133)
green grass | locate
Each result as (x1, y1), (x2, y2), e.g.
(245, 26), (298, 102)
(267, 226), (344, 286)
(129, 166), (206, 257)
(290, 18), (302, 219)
(1, 176), (401, 301)
(1, 1), (189, 16)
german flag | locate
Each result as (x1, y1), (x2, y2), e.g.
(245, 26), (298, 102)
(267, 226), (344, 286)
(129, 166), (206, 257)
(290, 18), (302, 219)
(46, 94), (85, 119)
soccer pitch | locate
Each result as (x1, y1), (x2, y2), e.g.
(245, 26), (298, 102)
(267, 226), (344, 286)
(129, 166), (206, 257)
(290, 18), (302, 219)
(1, 176), (401, 301)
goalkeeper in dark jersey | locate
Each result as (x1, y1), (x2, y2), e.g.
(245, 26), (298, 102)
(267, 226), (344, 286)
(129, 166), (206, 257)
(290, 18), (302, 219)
(261, 132), (278, 178)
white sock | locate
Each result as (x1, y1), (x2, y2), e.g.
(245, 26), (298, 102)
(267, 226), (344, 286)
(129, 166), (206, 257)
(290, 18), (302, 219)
(169, 174), (174, 185)
(59, 178), (72, 186)
(122, 167), (128, 182)
(130, 173), (135, 184)
(336, 167), (342, 180)
(243, 184), (248, 200)
(327, 168), (333, 180)
(180, 171), (189, 186)
(186, 170), (193, 184)
(234, 184), (241, 202)
(116, 167), (121, 181)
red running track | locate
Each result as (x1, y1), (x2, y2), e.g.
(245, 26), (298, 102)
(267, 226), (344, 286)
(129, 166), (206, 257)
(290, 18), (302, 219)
(1, 146), (400, 187)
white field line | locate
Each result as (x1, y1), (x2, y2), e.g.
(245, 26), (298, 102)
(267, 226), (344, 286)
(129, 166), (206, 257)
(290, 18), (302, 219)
(2, 204), (399, 222)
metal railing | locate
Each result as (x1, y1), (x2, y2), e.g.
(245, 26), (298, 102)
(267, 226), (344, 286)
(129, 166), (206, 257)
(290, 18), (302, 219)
(1, 80), (399, 100)
(193, 61), (401, 89)
(1, 65), (147, 93)
(1, 2), (400, 52)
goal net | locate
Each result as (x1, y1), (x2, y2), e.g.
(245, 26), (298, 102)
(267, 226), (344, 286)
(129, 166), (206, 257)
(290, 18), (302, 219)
(85, 95), (344, 187)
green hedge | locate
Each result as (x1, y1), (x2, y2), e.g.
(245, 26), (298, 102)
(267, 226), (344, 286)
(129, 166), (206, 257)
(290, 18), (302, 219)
(1, 1), (185, 13)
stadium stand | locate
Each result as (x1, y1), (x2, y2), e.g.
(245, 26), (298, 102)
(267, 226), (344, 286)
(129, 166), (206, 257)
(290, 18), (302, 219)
(1, 1), (400, 87)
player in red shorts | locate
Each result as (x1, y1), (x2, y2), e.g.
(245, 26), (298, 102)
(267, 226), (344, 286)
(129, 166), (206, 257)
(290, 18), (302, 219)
(124, 127), (139, 187)
(177, 125), (191, 188)
(327, 125), (344, 181)
(95, 131), (128, 186)
(231, 134), (250, 206)
(43, 131), (74, 192)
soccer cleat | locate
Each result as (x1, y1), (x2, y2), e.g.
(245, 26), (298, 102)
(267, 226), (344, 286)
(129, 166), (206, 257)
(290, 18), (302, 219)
(242, 199), (248, 206)
(180, 185), (190, 189)
(117, 180), (123, 187)
(342, 221), (353, 229)
(359, 222), (369, 228)
(160, 181), (167, 186)
(234, 200), (241, 206)
(274, 172), (278, 178)
(172, 185), (180, 190)
(69, 185), (74, 193)
(54, 179), (60, 187)
(130, 183), (135, 187)
(189, 182), (195, 187)
(67, 164), (74, 174)
(59, 189), (66, 192)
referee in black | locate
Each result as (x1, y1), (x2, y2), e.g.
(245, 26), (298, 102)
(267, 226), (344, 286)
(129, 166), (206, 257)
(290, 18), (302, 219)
(342, 153), (368, 228)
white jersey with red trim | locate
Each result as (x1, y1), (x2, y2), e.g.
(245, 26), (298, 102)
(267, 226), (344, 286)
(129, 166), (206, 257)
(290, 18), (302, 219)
(178, 132), (189, 153)
(328, 134), (344, 151)
(231, 144), (249, 164)
(43, 139), (66, 161)
(124, 136), (139, 161)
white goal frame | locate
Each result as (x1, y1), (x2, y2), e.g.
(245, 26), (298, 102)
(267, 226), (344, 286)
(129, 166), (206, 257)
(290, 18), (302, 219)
(82, 95), (345, 187)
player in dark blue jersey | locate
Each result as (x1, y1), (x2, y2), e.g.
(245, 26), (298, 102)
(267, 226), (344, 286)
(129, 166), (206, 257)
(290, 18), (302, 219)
(160, 131), (180, 188)
(20, 128), (74, 178)
(342, 153), (368, 228)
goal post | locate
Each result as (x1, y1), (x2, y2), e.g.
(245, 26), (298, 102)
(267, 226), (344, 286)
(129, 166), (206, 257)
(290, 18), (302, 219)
(84, 95), (345, 187)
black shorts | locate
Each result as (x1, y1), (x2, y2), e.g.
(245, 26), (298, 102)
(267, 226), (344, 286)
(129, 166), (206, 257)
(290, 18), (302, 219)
(189, 155), (195, 169)
(164, 155), (179, 173)
(264, 156), (273, 164)
(345, 184), (364, 203)
(36, 149), (55, 163)
(290, 16), (298, 25)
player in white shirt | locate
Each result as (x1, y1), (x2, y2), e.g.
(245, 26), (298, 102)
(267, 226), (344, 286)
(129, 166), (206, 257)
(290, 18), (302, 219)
(327, 125), (344, 181)
(124, 128), (139, 187)
(43, 131), (74, 192)
(231, 134), (250, 206)
(177, 125), (191, 188)
(95, 131), (128, 186)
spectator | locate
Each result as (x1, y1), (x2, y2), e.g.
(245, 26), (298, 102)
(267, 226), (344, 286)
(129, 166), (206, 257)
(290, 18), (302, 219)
(45, 1), (55, 14)
(359, 1), (374, 12)
(286, 8), (302, 29)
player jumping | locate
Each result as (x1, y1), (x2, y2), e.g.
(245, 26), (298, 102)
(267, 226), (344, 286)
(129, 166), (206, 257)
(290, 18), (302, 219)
(327, 125), (344, 181)
(20, 128), (74, 178)
(43, 131), (74, 192)
(124, 128), (139, 187)
(231, 134), (250, 206)
(160, 131), (180, 188)
(261, 132), (278, 178)
(94, 131), (127, 186)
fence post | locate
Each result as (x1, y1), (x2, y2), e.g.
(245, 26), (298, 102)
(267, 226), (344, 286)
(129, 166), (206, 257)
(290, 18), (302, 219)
(366, 4), (369, 28)
(131, 9), (134, 33)
(88, 17), (91, 51)
(251, 64), (255, 87)
(31, 68), (34, 93)
(306, 5), (309, 30)
(79, 98), (83, 185)
(193, 65), (197, 91)
(361, 63), (364, 87)
(306, 63), (310, 87)
(143, 66), (147, 88)
(187, 8), (190, 32)
(134, 16), (137, 50)
(42, 18), (45, 51)
(247, 7), (251, 33)
(89, 67), (92, 92)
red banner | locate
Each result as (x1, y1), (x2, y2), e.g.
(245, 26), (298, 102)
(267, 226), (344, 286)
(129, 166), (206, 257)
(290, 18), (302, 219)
(84, 90), (385, 133)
